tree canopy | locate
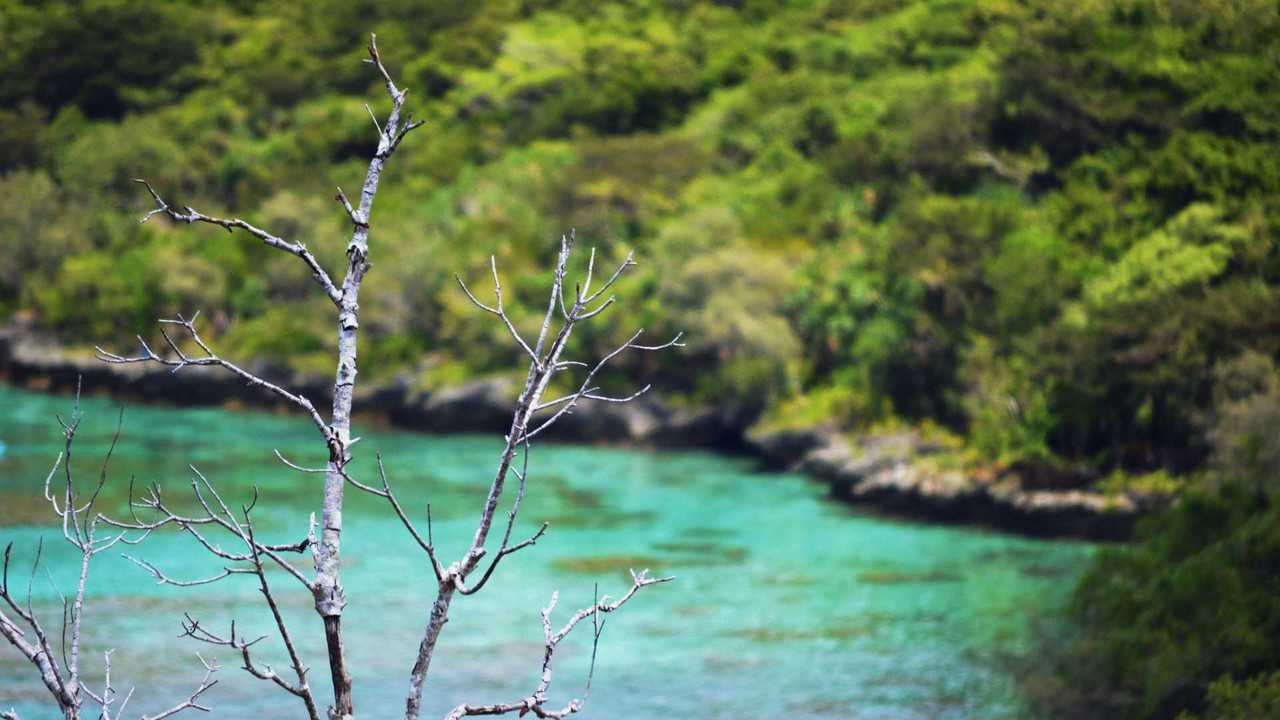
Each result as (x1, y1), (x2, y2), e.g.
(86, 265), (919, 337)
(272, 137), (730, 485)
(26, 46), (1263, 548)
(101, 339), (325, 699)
(3, 0), (1279, 481)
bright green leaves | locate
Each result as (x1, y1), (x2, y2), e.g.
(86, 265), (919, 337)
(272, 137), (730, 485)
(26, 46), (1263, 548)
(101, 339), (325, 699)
(1083, 204), (1245, 311)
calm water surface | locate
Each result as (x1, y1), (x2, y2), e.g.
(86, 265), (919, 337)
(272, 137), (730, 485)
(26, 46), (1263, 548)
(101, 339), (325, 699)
(0, 385), (1089, 719)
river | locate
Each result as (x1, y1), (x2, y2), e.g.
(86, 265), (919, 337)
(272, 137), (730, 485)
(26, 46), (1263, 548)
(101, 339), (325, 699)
(0, 385), (1089, 719)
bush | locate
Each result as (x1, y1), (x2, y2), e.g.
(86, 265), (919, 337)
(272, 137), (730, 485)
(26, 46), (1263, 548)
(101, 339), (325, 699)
(1028, 484), (1280, 719)
(1178, 671), (1280, 720)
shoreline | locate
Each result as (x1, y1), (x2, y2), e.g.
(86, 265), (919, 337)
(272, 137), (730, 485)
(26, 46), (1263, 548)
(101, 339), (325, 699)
(0, 325), (1146, 541)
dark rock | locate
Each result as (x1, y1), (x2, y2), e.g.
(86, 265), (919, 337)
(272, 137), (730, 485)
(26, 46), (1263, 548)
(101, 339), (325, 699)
(648, 405), (747, 449)
(0, 324), (1151, 539)
(419, 378), (518, 434)
(746, 426), (832, 469)
(786, 425), (1145, 541)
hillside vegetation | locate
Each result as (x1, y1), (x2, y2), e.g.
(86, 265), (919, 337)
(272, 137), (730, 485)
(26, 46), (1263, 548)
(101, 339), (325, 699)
(4, 0), (1278, 483)
(5, 1), (1280, 716)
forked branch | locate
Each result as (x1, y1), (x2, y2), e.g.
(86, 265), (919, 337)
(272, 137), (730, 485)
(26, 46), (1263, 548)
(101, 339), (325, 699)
(402, 235), (682, 720)
(443, 570), (673, 720)
(94, 313), (336, 455)
(0, 394), (223, 720)
(134, 179), (342, 306)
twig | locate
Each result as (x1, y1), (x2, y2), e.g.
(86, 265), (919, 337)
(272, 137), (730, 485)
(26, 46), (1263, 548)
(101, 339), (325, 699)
(133, 180), (341, 305)
(442, 571), (673, 720)
(95, 314), (336, 455)
(403, 236), (681, 720)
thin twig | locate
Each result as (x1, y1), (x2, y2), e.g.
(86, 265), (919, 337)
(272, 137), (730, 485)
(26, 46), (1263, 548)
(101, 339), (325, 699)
(133, 180), (341, 305)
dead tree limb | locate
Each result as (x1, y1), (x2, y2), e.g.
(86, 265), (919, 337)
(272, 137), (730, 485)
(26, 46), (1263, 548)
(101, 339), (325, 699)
(442, 571), (672, 720)
(101, 32), (423, 719)
(133, 179), (342, 306)
(0, 390), (219, 720)
(101, 473), (321, 720)
(94, 312), (336, 454)
(394, 233), (682, 720)
(18, 33), (684, 720)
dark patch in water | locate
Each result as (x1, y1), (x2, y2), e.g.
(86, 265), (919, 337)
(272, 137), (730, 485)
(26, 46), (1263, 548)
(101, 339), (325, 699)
(539, 509), (656, 529)
(844, 611), (895, 626)
(826, 624), (877, 641)
(651, 470), (697, 486)
(653, 540), (722, 553)
(728, 618), (878, 644)
(683, 525), (737, 539)
(551, 554), (667, 576)
(757, 572), (816, 587)
(728, 627), (806, 643)
(674, 605), (715, 617)
(0, 491), (58, 525)
(653, 541), (749, 567)
(704, 654), (766, 672)
(787, 698), (858, 716)
(1020, 562), (1070, 578)
(858, 568), (962, 584)
(544, 475), (604, 509)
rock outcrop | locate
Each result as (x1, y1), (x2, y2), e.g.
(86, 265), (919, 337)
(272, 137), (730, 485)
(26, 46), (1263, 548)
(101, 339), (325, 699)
(0, 324), (1149, 539)
(751, 426), (1143, 540)
(0, 326), (748, 448)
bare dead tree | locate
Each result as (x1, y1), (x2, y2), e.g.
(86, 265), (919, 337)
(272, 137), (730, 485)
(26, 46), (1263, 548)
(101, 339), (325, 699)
(3, 34), (682, 720)
(98, 34), (422, 718)
(388, 232), (681, 720)
(0, 388), (219, 720)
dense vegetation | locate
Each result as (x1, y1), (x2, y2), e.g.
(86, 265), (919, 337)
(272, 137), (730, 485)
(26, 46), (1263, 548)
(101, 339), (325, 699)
(3, 2), (1280, 714)
(1024, 354), (1280, 718)
(1026, 481), (1280, 719)
(4, 0), (1279, 479)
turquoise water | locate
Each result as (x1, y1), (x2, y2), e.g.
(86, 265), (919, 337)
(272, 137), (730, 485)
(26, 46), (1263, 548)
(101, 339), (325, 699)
(0, 385), (1089, 719)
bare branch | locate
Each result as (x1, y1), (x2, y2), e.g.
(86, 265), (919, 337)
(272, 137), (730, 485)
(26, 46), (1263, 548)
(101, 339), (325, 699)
(138, 655), (219, 720)
(368, 454), (444, 582)
(443, 571), (672, 720)
(364, 103), (384, 136)
(454, 256), (539, 364)
(123, 555), (250, 588)
(581, 252), (635, 306)
(243, 510), (321, 720)
(458, 439), (544, 596)
(522, 331), (684, 444)
(180, 613), (298, 701)
(133, 179), (341, 305)
(314, 35), (424, 714)
(406, 236), (680, 720)
(273, 450), (330, 474)
(335, 187), (364, 227)
(95, 315), (336, 454)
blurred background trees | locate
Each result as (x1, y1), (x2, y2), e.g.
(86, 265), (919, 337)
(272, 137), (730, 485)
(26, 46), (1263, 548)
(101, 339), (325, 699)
(3, 0), (1280, 502)
(5, 1), (1280, 717)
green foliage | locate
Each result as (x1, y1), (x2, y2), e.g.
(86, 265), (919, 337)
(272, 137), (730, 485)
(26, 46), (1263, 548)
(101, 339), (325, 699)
(961, 336), (1056, 465)
(1030, 483), (1280, 719)
(0, 0), (201, 122)
(1082, 204), (1244, 310)
(1, 0), (1278, 481)
(8, 10), (1280, 716)
(1178, 671), (1280, 720)
(1207, 352), (1280, 497)
(1094, 468), (1186, 499)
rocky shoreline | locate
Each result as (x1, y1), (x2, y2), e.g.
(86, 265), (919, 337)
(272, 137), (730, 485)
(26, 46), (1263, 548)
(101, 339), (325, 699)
(0, 326), (1148, 540)
(747, 427), (1149, 541)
